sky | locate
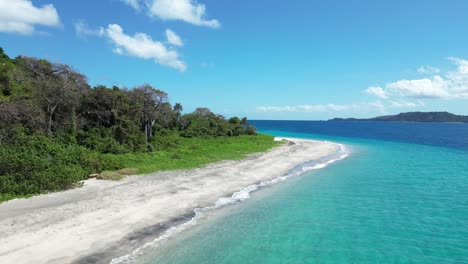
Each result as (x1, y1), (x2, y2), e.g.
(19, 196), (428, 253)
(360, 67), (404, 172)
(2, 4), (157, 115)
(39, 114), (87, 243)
(1, 0), (468, 120)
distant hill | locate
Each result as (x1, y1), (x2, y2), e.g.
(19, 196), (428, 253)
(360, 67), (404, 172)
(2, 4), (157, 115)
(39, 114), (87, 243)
(330, 112), (468, 123)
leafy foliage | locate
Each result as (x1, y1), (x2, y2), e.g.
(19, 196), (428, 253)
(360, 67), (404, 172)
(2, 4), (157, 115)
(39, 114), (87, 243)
(0, 48), (265, 202)
(118, 134), (281, 174)
(0, 136), (92, 195)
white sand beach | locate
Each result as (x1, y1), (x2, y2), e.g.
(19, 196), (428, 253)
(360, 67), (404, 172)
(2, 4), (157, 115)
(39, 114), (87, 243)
(0, 138), (341, 264)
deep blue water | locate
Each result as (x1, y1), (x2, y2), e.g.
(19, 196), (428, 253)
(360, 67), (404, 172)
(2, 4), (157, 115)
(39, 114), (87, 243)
(251, 120), (468, 150)
(130, 121), (468, 264)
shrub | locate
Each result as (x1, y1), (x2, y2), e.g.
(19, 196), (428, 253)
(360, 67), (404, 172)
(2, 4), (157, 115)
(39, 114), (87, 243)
(77, 127), (131, 154)
(246, 125), (257, 135)
(0, 136), (90, 195)
(83, 152), (126, 173)
(0, 135), (127, 197)
(152, 131), (180, 150)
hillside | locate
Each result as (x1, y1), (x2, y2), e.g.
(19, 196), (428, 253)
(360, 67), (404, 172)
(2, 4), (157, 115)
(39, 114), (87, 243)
(330, 112), (468, 123)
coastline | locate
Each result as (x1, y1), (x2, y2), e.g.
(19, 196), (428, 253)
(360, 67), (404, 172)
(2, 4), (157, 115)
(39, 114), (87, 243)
(0, 137), (346, 264)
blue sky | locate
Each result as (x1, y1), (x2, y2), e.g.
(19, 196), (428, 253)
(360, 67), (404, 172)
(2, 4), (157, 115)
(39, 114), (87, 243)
(1, 0), (468, 120)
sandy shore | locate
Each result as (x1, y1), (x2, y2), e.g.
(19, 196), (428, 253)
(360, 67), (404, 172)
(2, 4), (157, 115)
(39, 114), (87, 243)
(0, 138), (341, 264)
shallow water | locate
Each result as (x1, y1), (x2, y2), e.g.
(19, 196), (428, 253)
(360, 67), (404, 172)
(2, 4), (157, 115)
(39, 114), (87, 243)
(121, 122), (468, 264)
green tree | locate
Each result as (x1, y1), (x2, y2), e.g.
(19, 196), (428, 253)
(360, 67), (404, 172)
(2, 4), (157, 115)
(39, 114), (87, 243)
(15, 57), (88, 135)
(128, 84), (168, 144)
(0, 48), (16, 98)
(173, 102), (183, 127)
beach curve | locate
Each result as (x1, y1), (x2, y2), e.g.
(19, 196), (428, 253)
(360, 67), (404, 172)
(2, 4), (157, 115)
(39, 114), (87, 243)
(0, 137), (347, 264)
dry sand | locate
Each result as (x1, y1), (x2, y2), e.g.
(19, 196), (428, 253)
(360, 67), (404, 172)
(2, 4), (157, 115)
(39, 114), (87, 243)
(0, 138), (341, 264)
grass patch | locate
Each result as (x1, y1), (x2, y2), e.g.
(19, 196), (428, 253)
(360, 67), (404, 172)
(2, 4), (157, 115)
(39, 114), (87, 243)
(96, 171), (125, 181)
(120, 134), (283, 174)
(95, 168), (138, 181)
(0, 193), (33, 204)
(115, 168), (138, 175)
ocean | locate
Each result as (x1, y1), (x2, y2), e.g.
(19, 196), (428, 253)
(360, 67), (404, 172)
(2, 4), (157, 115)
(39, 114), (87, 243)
(122, 121), (468, 264)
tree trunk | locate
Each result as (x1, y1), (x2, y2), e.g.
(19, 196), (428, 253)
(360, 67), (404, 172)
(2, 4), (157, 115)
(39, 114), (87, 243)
(144, 121), (149, 144)
(71, 107), (77, 136)
(47, 105), (56, 135)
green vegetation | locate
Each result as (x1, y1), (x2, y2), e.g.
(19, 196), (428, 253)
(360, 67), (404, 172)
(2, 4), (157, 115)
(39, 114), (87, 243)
(120, 134), (281, 174)
(0, 48), (275, 203)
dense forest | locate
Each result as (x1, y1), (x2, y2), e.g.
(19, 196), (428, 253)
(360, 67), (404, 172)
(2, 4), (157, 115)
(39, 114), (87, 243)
(0, 47), (263, 200)
(330, 112), (468, 123)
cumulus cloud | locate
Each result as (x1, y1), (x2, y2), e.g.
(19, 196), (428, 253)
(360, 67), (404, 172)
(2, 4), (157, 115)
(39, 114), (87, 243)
(165, 29), (183, 46)
(446, 57), (468, 93)
(120, 0), (141, 11)
(256, 101), (386, 114)
(148, 0), (220, 28)
(418, 66), (440, 74)
(0, 0), (60, 35)
(102, 24), (187, 72)
(119, 0), (220, 28)
(387, 76), (450, 99)
(364, 57), (468, 100)
(364, 86), (388, 99)
(74, 21), (187, 71)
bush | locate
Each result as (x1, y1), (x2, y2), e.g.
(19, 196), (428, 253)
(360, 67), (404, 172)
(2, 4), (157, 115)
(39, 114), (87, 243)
(0, 135), (127, 197)
(245, 125), (257, 135)
(0, 136), (90, 195)
(152, 131), (180, 150)
(77, 127), (131, 154)
(83, 151), (126, 173)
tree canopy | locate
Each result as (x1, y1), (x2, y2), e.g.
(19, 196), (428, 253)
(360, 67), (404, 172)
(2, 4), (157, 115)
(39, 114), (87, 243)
(0, 49), (257, 151)
(0, 48), (259, 199)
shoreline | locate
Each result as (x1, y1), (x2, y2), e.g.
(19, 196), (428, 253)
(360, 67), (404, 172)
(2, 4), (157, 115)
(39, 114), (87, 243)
(0, 137), (346, 264)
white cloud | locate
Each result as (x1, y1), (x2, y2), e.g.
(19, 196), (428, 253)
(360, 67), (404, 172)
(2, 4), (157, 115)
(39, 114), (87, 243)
(120, 0), (141, 11)
(364, 86), (388, 99)
(389, 101), (421, 108)
(74, 20), (103, 37)
(418, 66), (440, 74)
(0, 0), (60, 35)
(256, 106), (298, 113)
(446, 57), (468, 94)
(387, 76), (450, 99)
(103, 24), (187, 72)
(166, 29), (183, 46)
(74, 21), (187, 72)
(118, 0), (220, 28)
(366, 57), (468, 100)
(149, 0), (220, 28)
(256, 101), (386, 114)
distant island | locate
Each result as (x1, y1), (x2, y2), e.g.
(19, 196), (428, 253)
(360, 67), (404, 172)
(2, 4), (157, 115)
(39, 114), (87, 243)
(330, 112), (468, 123)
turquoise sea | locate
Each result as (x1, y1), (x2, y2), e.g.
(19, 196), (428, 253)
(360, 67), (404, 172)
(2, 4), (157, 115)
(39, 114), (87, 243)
(121, 121), (468, 264)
